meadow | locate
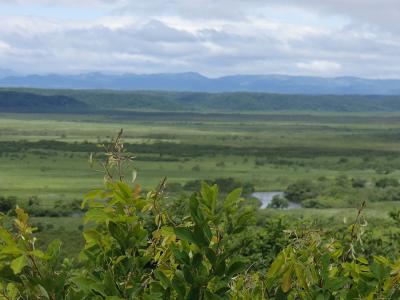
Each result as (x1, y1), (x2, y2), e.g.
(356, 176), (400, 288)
(1, 111), (400, 200)
(1, 109), (400, 256)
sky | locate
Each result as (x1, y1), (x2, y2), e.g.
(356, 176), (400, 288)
(0, 0), (399, 78)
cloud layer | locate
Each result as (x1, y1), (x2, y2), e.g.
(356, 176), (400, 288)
(0, 0), (399, 77)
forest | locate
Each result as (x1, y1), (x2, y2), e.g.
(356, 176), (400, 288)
(4, 89), (400, 113)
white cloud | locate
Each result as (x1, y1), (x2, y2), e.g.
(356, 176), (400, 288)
(0, 0), (399, 77)
(278, 0), (400, 30)
(0, 40), (11, 53)
(297, 60), (342, 73)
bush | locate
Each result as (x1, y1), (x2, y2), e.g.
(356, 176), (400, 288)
(285, 179), (318, 203)
(376, 177), (400, 188)
(267, 195), (289, 209)
(0, 196), (17, 213)
(166, 182), (183, 193)
(191, 164), (201, 171)
(302, 198), (331, 208)
(352, 178), (367, 188)
(335, 175), (350, 187)
(216, 161), (226, 167)
(184, 177), (255, 195)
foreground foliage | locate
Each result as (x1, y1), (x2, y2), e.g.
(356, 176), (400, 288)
(1, 132), (400, 299)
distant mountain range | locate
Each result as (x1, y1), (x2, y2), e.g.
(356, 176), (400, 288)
(0, 72), (400, 95)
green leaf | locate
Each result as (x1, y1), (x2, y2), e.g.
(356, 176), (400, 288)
(0, 245), (24, 256)
(10, 255), (28, 274)
(281, 269), (292, 293)
(0, 227), (15, 246)
(294, 264), (307, 290)
(72, 276), (106, 296)
(172, 272), (186, 298)
(29, 250), (47, 260)
(226, 260), (246, 277)
(224, 188), (242, 209)
(193, 225), (210, 247)
(116, 182), (132, 201)
(174, 227), (195, 244)
(325, 278), (347, 291)
(215, 286), (230, 296)
(82, 189), (105, 208)
(370, 262), (388, 282)
(201, 182), (218, 214)
(357, 257), (369, 265)
(182, 266), (194, 284)
(108, 222), (127, 249)
(189, 194), (204, 225)
(84, 209), (110, 224)
(155, 270), (171, 288)
(205, 291), (224, 300)
(192, 253), (203, 269)
(187, 286), (200, 299)
(171, 247), (190, 265)
(0, 266), (23, 283)
(205, 248), (217, 264)
(214, 260), (226, 276)
(6, 283), (19, 299)
(103, 270), (120, 295)
(46, 239), (62, 262)
(37, 284), (50, 300)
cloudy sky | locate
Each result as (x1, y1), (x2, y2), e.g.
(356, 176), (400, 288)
(0, 0), (399, 77)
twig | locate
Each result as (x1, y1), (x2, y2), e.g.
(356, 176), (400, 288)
(343, 200), (366, 262)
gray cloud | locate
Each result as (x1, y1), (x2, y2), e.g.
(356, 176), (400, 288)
(0, 0), (399, 77)
(280, 0), (400, 30)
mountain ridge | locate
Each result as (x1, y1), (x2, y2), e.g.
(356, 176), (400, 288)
(1, 72), (400, 95)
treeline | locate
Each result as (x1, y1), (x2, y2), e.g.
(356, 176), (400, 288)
(281, 176), (400, 208)
(4, 88), (400, 113)
(0, 91), (89, 112)
(0, 196), (84, 217)
(1, 140), (398, 159)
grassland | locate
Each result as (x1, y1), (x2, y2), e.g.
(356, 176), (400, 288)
(1, 109), (400, 258)
(1, 111), (400, 197)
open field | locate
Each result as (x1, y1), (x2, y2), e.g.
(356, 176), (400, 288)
(1, 108), (400, 259)
(1, 112), (400, 197)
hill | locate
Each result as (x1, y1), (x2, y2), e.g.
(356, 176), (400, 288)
(0, 91), (89, 113)
(2, 88), (400, 113)
(0, 72), (400, 95)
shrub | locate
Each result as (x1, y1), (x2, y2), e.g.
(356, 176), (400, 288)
(376, 177), (400, 188)
(216, 161), (226, 167)
(302, 198), (331, 208)
(166, 182), (183, 193)
(352, 178), (367, 188)
(184, 177), (255, 196)
(0, 196), (17, 213)
(267, 195), (289, 209)
(285, 179), (318, 203)
(192, 164), (201, 171)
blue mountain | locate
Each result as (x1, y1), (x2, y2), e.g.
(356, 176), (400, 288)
(0, 72), (399, 95)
